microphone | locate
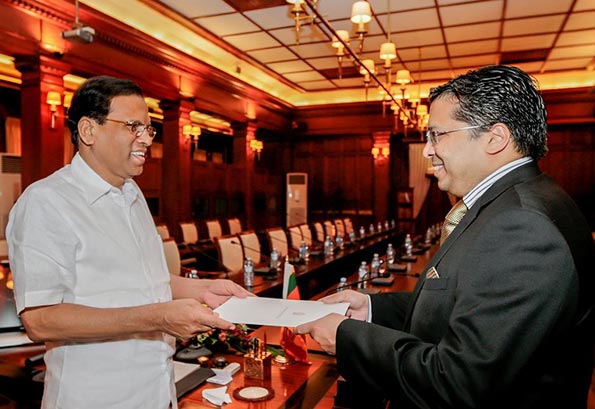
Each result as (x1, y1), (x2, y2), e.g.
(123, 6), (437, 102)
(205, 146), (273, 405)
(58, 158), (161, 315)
(230, 240), (267, 260)
(324, 275), (378, 295)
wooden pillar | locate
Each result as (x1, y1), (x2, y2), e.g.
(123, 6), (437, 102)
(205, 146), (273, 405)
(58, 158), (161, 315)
(15, 55), (70, 189)
(159, 99), (193, 228)
(232, 122), (257, 229)
(372, 131), (391, 224)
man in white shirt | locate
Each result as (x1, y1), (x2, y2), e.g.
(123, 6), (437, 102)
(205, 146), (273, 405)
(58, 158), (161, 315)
(7, 76), (251, 409)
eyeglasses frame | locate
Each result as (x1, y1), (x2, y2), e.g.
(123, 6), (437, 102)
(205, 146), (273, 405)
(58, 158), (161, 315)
(425, 125), (484, 145)
(104, 118), (157, 139)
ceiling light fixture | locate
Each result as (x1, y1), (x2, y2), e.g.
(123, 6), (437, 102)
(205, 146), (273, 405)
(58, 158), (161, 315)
(286, 0), (319, 44)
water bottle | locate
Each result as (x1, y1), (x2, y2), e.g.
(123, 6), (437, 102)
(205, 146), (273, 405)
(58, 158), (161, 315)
(384, 220), (389, 231)
(369, 224), (375, 235)
(243, 257), (254, 287)
(349, 230), (356, 242)
(298, 240), (308, 261)
(405, 234), (413, 256)
(386, 243), (395, 265)
(189, 269), (199, 279)
(358, 261), (368, 288)
(359, 226), (366, 239)
(425, 228), (432, 244)
(335, 234), (344, 250)
(377, 222), (382, 233)
(324, 236), (334, 256)
(391, 219), (396, 229)
(270, 247), (279, 270)
(337, 277), (347, 292)
(371, 253), (381, 277)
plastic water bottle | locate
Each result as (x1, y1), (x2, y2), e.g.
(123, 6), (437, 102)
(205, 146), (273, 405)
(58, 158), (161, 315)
(335, 234), (344, 250)
(371, 253), (381, 277)
(324, 236), (334, 256)
(270, 247), (279, 270)
(391, 219), (396, 229)
(359, 226), (366, 239)
(369, 224), (375, 235)
(386, 243), (395, 265)
(337, 277), (347, 292)
(358, 261), (368, 288)
(377, 222), (382, 233)
(425, 228), (432, 244)
(298, 240), (308, 261)
(405, 234), (413, 256)
(243, 257), (254, 287)
(384, 220), (389, 231)
(349, 230), (356, 242)
(189, 269), (199, 279)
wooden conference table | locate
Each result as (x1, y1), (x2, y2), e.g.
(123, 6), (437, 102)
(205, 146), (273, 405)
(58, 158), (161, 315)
(179, 244), (437, 409)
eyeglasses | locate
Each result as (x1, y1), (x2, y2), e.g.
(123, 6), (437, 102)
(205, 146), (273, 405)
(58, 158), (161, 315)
(425, 125), (483, 145)
(104, 118), (157, 139)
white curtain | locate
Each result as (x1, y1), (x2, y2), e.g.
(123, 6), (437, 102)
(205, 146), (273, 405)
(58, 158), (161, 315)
(4, 117), (21, 155)
(408, 143), (432, 218)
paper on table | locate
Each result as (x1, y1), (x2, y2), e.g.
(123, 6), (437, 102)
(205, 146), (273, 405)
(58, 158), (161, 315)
(213, 296), (349, 327)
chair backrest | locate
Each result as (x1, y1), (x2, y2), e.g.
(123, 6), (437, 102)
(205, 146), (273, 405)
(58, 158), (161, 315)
(179, 222), (199, 244)
(287, 225), (303, 251)
(266, 228), (288, 257)
(343, 218), (354, 235)
(162, 238), (182, 276)
(313, 222), (325, 242)
(215, 234), (244, 274)
(206, 220), (222, 240)
(238, 231), (261, 264)
(227, 218), (242, 235)
(299, 224), (312, 247)
(0, 239), (8, 259)
(334, 219), (346, 237)
(156, 224), (170, 240)
(323, 220), (335, 238)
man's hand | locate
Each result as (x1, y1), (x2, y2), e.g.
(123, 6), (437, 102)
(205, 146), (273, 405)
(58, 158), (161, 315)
(160, 298), (234, 340)
(319, 289), (369, 321)
(196, 279), (254, 308)
(295, 313), (348, 355)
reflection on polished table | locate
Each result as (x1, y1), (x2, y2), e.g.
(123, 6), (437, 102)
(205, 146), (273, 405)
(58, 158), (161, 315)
(179, 241), (437, 409)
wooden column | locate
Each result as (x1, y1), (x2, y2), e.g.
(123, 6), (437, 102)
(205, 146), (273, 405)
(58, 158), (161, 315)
(15, 55), (70, 189)
(159, 99), (193, 228)
(372, 131), (391, 224)
(232, 122), (257, 229)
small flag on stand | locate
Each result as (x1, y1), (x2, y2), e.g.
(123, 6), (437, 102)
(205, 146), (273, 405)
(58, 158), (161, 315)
(279, 262), (309, 364)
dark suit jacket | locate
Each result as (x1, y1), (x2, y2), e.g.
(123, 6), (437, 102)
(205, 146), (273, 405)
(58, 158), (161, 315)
(337, 162), (594, 409)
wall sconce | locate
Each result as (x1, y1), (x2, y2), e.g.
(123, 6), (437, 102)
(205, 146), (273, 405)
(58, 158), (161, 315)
(249, 138), (264, 160)
(183, 124), (201, 145)
(371, 144), (390, 160)
(46, 91), (62, 129)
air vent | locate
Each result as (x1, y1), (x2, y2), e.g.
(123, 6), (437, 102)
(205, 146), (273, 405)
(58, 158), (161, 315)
(500, 49), (549, 64)
(1, 155), (21, 174)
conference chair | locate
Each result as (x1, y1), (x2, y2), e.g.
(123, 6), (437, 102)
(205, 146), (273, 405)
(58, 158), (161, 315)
(313, 222), (325, 243)
(334, 219), (346, 238)
(206, 220), (223, 241)
(214, 234), (244, 274)
(287, 225), (303, 251)
(227, 218), (242, 235)
(323, 220), (336, 238)
(266, 227), (288, 258)
(156, 224), (170, 240)
(238, 230), (261, 265)
(162, 238), (182, 276)
(179, 222), (199, 246)
(0, 239), (8, 261)
(298, 224), (313, 247)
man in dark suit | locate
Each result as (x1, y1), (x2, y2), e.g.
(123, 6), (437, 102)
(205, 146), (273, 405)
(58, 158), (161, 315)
(296, 65), (594, 408)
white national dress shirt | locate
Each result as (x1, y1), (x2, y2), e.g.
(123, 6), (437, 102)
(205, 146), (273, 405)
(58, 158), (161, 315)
(7, 153), (176, 409)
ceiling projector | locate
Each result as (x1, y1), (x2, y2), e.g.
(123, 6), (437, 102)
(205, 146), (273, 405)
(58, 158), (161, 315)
(62, 26), (95, 43)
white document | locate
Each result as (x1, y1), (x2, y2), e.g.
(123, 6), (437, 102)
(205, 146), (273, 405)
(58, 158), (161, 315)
(213, 296), (349, 328)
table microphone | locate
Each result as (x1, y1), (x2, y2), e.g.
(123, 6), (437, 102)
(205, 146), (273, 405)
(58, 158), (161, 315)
(230, 240), (267, 261)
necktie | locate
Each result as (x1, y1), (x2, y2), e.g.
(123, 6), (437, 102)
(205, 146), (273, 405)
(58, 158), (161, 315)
(440, 200), (468, 245)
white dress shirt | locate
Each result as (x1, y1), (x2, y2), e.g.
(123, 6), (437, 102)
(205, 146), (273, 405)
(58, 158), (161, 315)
(7, 153), (176, 409)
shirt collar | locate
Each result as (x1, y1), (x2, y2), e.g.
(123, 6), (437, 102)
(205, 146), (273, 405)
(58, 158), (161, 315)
(71, 153), (138, 205)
